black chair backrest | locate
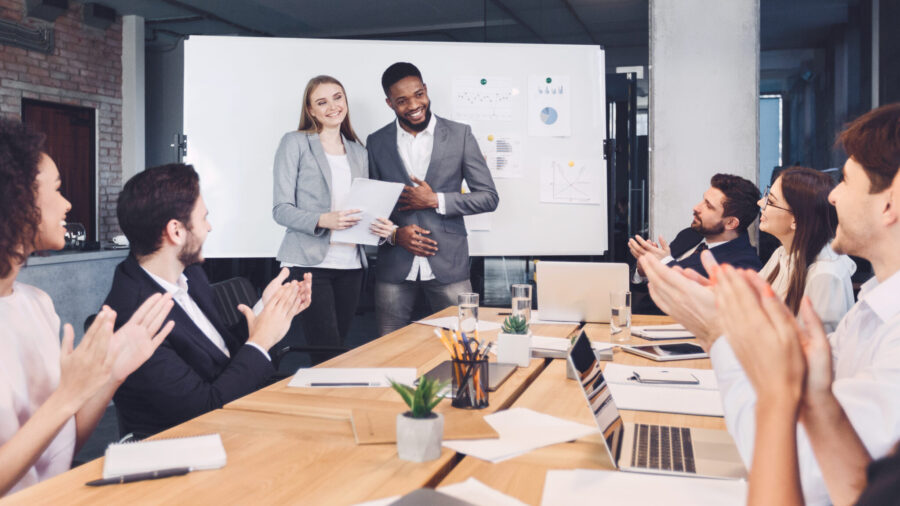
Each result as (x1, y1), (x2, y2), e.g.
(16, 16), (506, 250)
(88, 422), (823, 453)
(209, 277), (258, 329)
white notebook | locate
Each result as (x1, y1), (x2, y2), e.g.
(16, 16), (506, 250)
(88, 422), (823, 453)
(102, 433), (227, 478)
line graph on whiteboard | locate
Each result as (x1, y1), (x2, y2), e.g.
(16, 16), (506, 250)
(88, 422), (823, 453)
(540, 159), (603, 205)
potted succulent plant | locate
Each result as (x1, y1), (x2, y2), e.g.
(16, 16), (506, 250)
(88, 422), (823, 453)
(390, 376), (449, 462)
(497, 315), (532, 367)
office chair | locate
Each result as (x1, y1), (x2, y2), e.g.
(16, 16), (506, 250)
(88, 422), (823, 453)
(209, 276), (348, 375)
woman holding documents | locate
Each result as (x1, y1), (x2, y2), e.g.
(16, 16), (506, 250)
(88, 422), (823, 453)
(0, 120), (174, 496)
(756, 167), (855, 331)
(273, 75), (394, 359)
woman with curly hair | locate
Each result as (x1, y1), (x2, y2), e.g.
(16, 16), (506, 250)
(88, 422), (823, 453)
(0, 119), (175, 496)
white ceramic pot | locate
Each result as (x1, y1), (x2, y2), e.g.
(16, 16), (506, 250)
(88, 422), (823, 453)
(396, 412), (444, 462)
(497, 331), (532, 367)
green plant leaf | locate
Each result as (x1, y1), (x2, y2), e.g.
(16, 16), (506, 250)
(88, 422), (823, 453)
(412, 378), (427, 417)
(389, 379), (415, 409)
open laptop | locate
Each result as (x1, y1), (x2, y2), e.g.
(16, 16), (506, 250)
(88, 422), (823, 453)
(536, 262), (629, 323)
(568, 331), (746, 479)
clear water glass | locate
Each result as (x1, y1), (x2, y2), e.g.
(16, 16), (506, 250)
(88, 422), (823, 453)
(510, 284), (532, 324)
(458, 293), (479, 334)
(610, 291), (631, 343)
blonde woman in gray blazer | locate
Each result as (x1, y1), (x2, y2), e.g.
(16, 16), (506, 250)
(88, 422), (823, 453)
(273, 75), (393, 361)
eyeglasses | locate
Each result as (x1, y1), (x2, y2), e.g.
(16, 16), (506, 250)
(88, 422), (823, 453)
(761, 185), (792, 213)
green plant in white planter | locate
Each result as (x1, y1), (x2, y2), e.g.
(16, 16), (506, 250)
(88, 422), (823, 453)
(497, 315), (532, 367)
(390, 376), (448, 462)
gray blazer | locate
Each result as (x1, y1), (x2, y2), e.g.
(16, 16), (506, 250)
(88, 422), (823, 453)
(367, 116), (499, 284)
(272, 131), (368, 267)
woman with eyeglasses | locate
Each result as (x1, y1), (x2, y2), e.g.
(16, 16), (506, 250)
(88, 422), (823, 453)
(757, 166), (855, 331)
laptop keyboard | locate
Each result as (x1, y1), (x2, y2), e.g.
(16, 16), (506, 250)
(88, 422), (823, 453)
(631, 424), (696, 473)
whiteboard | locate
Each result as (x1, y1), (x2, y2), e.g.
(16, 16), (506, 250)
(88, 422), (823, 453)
(183, 36), (607, 258)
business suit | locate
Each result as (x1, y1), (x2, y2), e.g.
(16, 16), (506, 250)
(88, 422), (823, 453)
(668, 230), (762, 278)
(367, 115), (499, 335)
(104, 254), (274, 439)
(272, 131), (367, 356)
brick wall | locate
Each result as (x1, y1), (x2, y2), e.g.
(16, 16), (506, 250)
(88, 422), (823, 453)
(0, 0), (122, 240)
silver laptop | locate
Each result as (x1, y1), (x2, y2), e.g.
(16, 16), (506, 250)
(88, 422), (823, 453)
(568, 331), (746, 479)
(536, 262), (629, 323)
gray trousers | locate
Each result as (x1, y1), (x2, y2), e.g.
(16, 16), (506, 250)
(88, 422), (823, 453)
(375, 278), (473, 337)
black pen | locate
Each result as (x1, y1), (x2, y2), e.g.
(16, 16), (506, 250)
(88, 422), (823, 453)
(85, 467), (190, 487)
(309, 382), (376, 387)
(497, 312), (511, 316)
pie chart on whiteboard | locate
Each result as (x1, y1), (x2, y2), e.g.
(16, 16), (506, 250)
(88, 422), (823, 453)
(540, 106), (558, 125)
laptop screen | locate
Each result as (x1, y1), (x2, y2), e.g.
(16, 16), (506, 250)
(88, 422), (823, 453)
(569, 330), (626, 465)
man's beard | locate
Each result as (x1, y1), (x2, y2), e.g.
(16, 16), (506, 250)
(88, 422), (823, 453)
(178, 229), (203, 266)
(396, 104), (431, 133)
(690, 215), (726, 237)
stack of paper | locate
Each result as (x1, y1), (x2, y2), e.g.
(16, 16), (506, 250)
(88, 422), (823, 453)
(354, 478), (527, 506)
(632, 324), (694, 340)
(442, 408), (597, 463)
(541, 469), (747, 505)
(602, 363), (724, 417)
(103, 433), (226, 478)
(416, 317), (502, 332)
(288, 368), (417, 388)
(530, 336), (614, 353)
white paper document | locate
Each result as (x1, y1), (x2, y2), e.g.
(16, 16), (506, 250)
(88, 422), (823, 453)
(528, 75), (571, 137)
(529, 311), (580, 325)
(288, 367), (416, 388)
(539, 159), (604, 205)
(330, 178), (404, 246)
(452, 76), (514, 122)
(415, 316), (502, 332)
(632, 323), (695, 340)
(354, 478), (527, 506)
(541, 469), (747, 506)
(602, 363), (724, 417)
(530, 336), (614, 353)
(103, 433), (226, 478)
(442, 407), (597, 463)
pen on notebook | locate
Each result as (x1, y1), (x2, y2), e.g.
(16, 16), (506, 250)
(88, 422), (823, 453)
(85, 467), (191, 487)
(308, 382), (377, 387)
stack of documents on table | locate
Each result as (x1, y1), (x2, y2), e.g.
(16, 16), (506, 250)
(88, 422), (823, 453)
(540, 469), (747, 506)
(354, 478), (527, 506)
(102, 433), (226, 478)
(602, 363), (724, 417)
(442, 408), (597, 463)
(288, 367), (416, 388)
(416, 316), (502, 332)
(631, 323), (694, 340)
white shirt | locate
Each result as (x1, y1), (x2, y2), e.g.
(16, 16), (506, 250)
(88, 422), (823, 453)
(395, 115), (446, 282)
(141, 268), (269, 360)
(282, 153), (361, 270)
(758, 244), (856, 332)
(0, 283), (76, 495)
(710, 269), (900, 505)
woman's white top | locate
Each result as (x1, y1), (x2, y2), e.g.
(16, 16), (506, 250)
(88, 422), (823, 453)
(759, 244), (857, 333)
(0, 282), (75, 495)
(281, 152), (361, 270)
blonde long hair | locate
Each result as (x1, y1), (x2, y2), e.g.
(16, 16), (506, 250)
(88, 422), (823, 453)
(297, 75), (361, 145)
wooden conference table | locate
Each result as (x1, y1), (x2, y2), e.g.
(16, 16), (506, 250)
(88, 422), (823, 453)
(4, 308), (728, 505)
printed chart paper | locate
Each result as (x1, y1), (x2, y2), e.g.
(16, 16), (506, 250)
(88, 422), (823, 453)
(452, 76), (514, 122)
(528, 75), (571, 137)
(474, 132), (523, 179)
(540, 159), (603, 205)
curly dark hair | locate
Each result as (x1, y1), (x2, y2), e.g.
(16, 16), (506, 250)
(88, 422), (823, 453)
(0, 119), (45, 278)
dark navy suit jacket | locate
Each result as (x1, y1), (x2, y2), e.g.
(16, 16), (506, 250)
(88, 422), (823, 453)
(668, 229), (762, 278)
(103, 254), (274, 438)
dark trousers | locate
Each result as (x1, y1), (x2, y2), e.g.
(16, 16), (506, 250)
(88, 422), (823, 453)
(288, 267), (363, 362)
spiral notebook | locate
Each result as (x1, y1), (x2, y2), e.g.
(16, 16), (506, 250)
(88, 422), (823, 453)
(102, 433), (227, 478)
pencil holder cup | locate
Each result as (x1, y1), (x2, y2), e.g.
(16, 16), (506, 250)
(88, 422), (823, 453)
(450, 358), (489, 409)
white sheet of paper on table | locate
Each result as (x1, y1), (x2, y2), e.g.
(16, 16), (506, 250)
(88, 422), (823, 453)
(353, 478), (527, 506)
(540, 469), (747, 506)
(330, 179), (404, 246)
(601, 363), (724, 417)
(442, 407), (597, 463)
(288, 367), (416, 388)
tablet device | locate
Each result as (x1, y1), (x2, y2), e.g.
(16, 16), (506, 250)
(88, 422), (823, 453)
(622, 343), (708, 361)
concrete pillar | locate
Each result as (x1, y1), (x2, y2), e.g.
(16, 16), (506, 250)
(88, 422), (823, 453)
(649, 0), (760, 242)
(122, 15), (145, 180)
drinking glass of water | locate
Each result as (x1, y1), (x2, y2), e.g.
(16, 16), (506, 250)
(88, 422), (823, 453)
(510, 284), (532, 324)
(609, 291), (631, 343)
(458, 293), (479, 334)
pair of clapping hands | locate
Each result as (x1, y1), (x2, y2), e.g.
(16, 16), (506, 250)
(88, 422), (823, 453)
(639, 251), (832, 411)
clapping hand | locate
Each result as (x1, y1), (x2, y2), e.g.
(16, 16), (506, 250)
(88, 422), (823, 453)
(56, 309), (117, 410)
(241, 280), (308, 351)
(107, 293), (176, 384)
(629, 235), (671, 276)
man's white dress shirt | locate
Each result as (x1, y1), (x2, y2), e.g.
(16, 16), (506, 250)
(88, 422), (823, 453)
(142, 268), (269, 360)
(711, 269), (900, 505)
(395, 115), (446, 282)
